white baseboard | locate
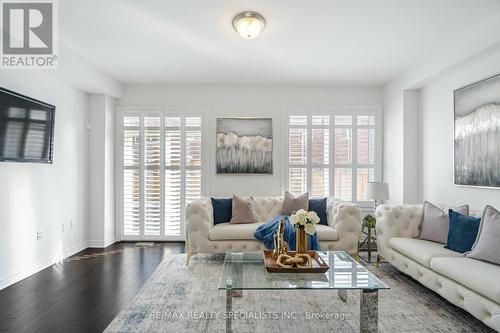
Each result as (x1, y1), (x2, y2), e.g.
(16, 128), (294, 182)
(87, 239), (116, 248)
(104, 236), (116, 248)
(63, 240), (88, 258)
(0, 240), (88, 291)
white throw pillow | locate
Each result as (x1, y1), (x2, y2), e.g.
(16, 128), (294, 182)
(466, 205), (500, 265)
(419, 201), (469, 244)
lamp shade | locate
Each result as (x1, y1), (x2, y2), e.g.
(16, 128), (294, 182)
(364, 182), (390, 201)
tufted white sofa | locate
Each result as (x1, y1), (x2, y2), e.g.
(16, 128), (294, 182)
(186, 196), (361, 264)
(376, 204), (500, 331)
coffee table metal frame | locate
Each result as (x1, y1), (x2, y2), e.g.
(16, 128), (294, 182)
(218, 251), (389, 333)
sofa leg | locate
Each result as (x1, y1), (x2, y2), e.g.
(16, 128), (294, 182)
(186, 252), (196, 266)
(355, 248), (361, 262)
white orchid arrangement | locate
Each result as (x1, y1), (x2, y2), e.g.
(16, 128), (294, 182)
(290, 209), (320, 235)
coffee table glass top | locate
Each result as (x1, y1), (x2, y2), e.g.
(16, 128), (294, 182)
(218, 251), (389, 290)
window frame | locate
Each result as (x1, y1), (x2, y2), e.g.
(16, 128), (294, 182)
(116, 106), (208, 241)
(282, 106), (382, 204)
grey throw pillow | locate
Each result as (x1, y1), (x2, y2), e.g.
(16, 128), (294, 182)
(466, 205), (500, 265)
(281, 191), (309, 215)
(229, 195), (257, 224)
(419, 201), (469, 244)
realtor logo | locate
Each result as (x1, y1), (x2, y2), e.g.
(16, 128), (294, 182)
(1, 0), (58, 68)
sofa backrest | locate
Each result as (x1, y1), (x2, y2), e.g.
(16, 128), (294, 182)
(240, 196), (341, 223)
(252, 197), (284, 222)
(209, 196), (340, 224)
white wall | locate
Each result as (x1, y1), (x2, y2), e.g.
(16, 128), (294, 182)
(119, 85), (382, 197)
(382, 13), (500, 204)
(88, 94), (116, 247)
(420, 51), (500, 210)
(382, 83), (404, 204)
(402, 90), (421, 204)
(0, 71), (89, 290)
(104, 97), (116, 245)
(0, 40), (122, 289)
(54, 42), (124, 99)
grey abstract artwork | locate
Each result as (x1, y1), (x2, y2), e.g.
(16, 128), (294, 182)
(216, 118), (272, 174)
(454, 73), (500, 187)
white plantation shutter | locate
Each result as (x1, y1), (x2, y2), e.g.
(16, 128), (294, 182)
(164, 116), (182, 236)
(185, 118), (202, 204)
(311, 117), (330, 197)
(355, 115), (376, 201)
(144, 116), (161, 236)
(286, 110), (380, 203)
(288, 116), (308, 195)
(121, 112), (204, 240)
(123, 116), (140, 235)
(164, 169), (181, 236)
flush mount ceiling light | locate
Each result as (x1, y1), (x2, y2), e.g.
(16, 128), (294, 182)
(232, 11), (266, 39)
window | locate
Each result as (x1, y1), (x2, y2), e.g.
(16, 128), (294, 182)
(121, 111), (203, 240)
(286, 110), (380, 202)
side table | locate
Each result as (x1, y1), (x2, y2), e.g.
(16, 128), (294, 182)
(358, 219), (378, 264)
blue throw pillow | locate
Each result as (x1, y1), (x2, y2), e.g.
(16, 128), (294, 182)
(308, 198), (328, 226)
(446, 209), (480, 253)
(211, 198), (232, 225)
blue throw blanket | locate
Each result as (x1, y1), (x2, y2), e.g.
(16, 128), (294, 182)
(254, 215), (320, 251)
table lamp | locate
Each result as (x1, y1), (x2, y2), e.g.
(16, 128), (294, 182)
(364, 182), (390, 209)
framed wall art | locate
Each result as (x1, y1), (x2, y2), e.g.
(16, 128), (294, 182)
(216, 118), (272, 174)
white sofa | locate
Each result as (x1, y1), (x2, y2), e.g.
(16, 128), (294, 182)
(186, 196), (361, 264)
(376, 204), (500, 331)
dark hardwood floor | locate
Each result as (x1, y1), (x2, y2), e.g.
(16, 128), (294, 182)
(0, 242), (185, 333)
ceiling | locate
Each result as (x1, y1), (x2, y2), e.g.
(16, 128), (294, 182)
(59, 0), (500, 85)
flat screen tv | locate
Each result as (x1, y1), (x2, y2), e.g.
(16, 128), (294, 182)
(0, 87), (55, 163)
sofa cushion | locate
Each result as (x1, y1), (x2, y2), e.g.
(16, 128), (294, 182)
(211, 198), (232, 225)
(446, 209), (480, 253)
(209, 222), (337, 241)
(430, 256), (500, 304)
(467, 205), (500, 265)
(309, 198), (328, 226)
(230, 195), (257, 224)
(210, 222), (265, 240)
(316, 224), (338, 241)
(281, 191), (309, 215)
(389, 237), (462, 268)
(419, 201), (469, 244)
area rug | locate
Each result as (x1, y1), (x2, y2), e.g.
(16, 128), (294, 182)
(104, 254), (495, 332)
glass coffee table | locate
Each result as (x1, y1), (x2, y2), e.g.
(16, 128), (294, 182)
(218, 251), (389, 333)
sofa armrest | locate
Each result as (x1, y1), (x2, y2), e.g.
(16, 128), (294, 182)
(327, 199), (362, 253)
(186, 198), (213, 252)
(375, 204), (423, 259)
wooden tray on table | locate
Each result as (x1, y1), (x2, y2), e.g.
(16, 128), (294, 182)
(263, 250), (329, 273)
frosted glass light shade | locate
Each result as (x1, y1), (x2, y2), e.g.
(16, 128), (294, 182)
(364, 182), (390, 201)
(232, 11), (266, 39)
